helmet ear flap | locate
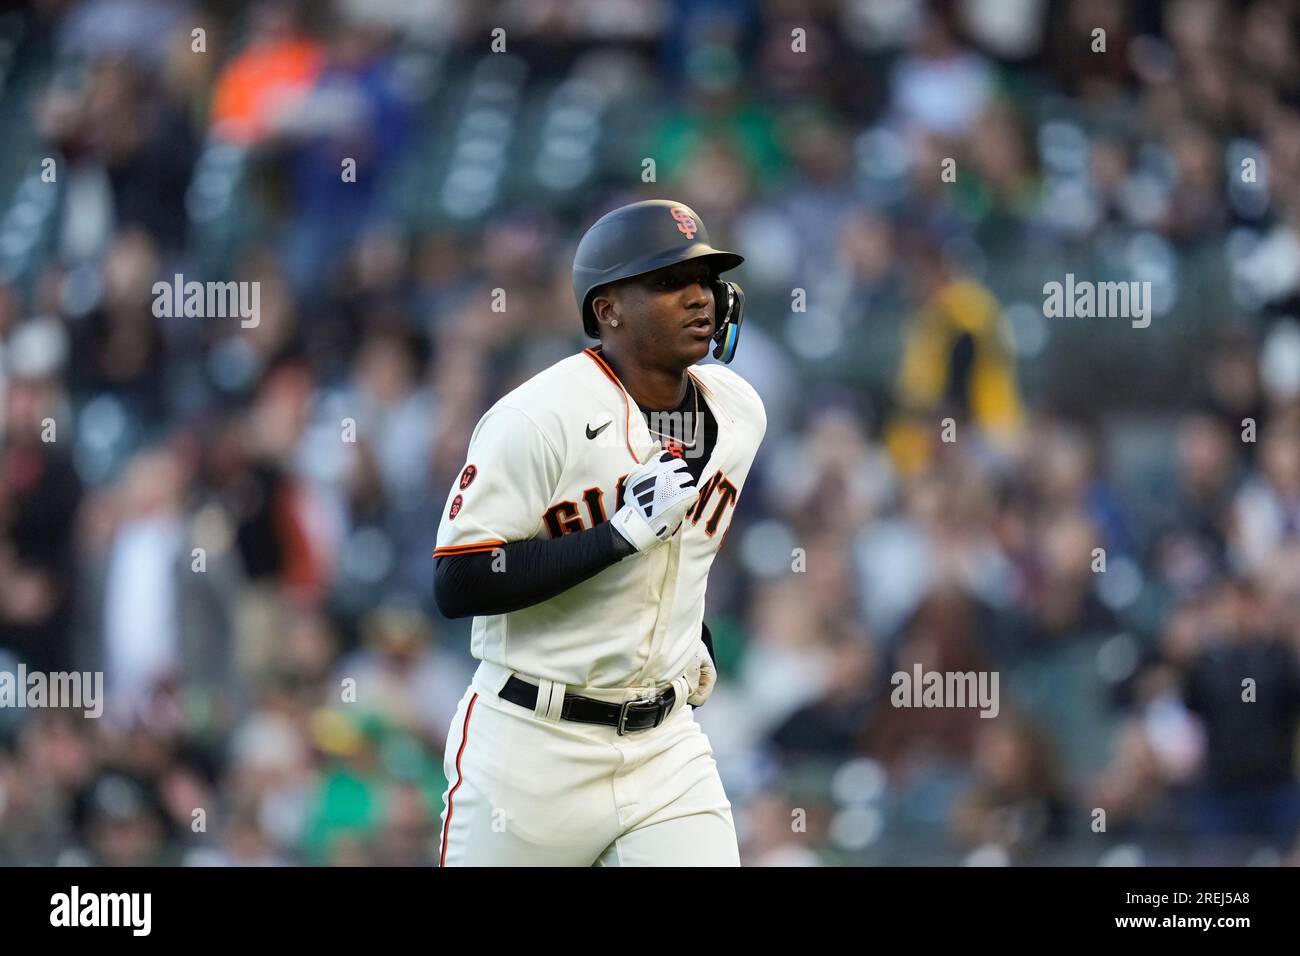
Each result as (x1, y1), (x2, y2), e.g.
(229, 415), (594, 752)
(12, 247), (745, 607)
(711, 279), (745, 364)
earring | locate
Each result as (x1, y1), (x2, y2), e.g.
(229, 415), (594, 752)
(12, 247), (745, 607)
(610, 319), (619, 327)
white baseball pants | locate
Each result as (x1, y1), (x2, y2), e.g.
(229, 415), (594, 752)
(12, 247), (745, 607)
(437, 666), (739, 867)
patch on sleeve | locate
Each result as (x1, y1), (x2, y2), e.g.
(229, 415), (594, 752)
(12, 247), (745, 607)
(459, 464), (478, 489)
(449, 494), (463, 520)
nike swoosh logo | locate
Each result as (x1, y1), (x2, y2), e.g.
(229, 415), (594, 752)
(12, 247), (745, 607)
(586, 421), (611, 440)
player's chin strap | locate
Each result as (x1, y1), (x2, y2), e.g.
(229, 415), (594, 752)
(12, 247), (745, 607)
(710, 279), (745, 364)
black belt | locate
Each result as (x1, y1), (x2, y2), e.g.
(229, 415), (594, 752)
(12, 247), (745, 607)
(499, 675), (675, 735)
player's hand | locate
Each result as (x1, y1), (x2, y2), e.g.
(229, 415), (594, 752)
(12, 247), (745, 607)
(685, 640), (716, 707)
(610, 445), (699, 553)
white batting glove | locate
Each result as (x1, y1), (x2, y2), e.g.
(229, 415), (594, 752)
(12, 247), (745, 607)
(610, 447), (699, 553)
(685, 640), (716, 706)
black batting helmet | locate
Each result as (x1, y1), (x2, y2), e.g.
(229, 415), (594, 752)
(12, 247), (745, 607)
(573, 199), (744, 338)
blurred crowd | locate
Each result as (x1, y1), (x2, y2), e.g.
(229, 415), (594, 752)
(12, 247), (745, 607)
(2, 0), (1300, 865)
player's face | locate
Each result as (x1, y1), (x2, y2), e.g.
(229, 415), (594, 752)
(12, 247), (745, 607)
(617, 261), (716, 367)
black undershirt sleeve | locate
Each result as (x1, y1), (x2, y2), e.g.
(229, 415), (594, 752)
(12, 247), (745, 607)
(434, 522), (636, 619)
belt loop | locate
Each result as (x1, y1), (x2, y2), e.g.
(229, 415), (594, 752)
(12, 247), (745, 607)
(534, 678), (565, 722)
(670, 676), (690, 717)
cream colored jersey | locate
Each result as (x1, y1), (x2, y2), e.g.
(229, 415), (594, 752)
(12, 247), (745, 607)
(434, 345), (766, 691)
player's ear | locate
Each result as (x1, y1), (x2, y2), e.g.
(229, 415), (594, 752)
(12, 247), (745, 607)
(590, 284), (623, 334)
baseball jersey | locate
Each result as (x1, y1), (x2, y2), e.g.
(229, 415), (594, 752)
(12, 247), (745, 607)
(435, 345), (766, 690)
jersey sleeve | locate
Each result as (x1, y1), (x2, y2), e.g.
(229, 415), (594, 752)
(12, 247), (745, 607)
(434, 404), (562, 557)
(751, 384), (768, 440)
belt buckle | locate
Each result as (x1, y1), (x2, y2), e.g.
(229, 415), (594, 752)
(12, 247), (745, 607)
(616, 693), (666, 736)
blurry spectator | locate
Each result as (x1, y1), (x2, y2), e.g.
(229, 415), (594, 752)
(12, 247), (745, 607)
(1089, 719), (1180, 840)
(1047, 0), (1136, 97)
(1202, 328), (1265, 453)
(739, 789), (826, 867)
(67, 228), (166, 423)
(646, 21), (784, 195)
(1148, 413), (1239, 595)
(275, 13), (414, 290)
(1182, 578), (1300, 848)
(885, 239), (1024, 476)
(1015, 508), (1119, 644)
(1031, 422), (1133, 559)
(889, 7), (994, 138)
(769, 405), (892, 538)
(71, 771), (175, 866)
(737, 576), (837, 737)
(865, 589), (995, 779)
(797, 208), (909, 395)
(330, 605), (471, 745)
(0, 713), (95, 864)
(210, 1), (324, 146)
(1230, 421), (1300, 575)
(88, 447), (189, 728)
(0, 323), (81, 672)
(768, 634), (878, 760)
(952, 715), (1069, 859)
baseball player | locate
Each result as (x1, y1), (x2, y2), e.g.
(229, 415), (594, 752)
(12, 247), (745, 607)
(432, 199), (765, 866)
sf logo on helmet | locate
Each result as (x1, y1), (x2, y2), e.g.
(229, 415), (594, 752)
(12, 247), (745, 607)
(671, 207), (697, 239)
